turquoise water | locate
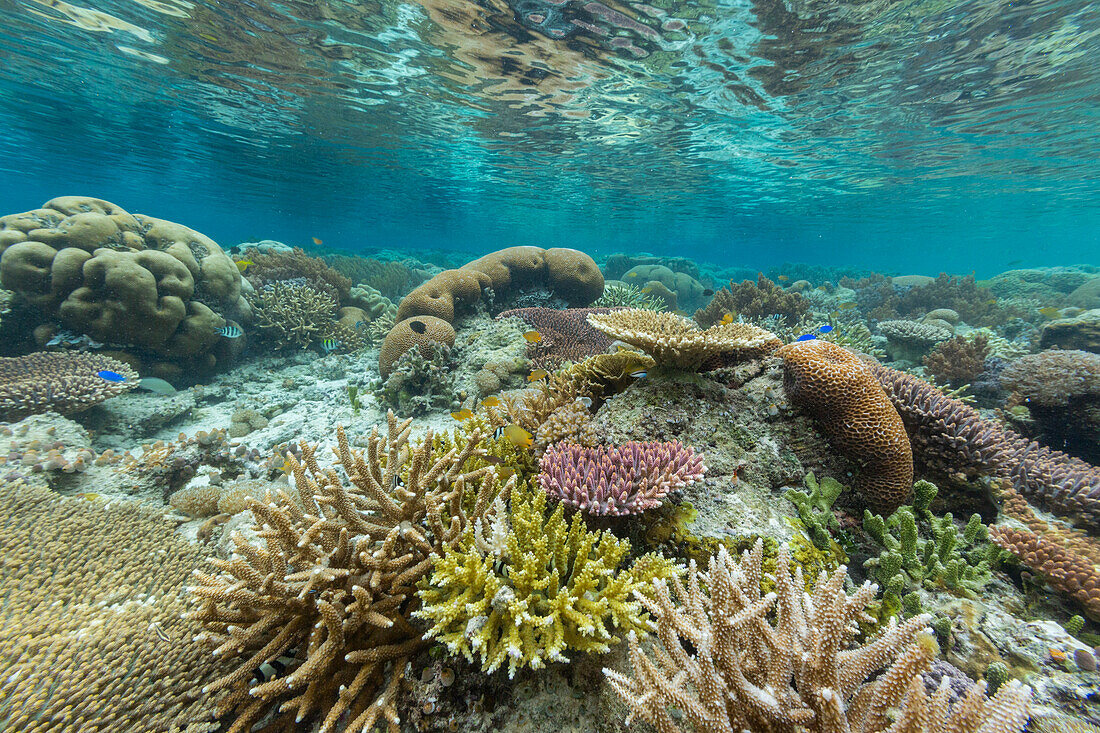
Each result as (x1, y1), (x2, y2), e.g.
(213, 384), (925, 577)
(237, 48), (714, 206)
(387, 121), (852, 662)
(1, 0), (1098, 273)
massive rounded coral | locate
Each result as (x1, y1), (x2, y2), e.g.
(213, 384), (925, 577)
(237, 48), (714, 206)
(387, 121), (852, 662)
(777, 340), (914, 514)
(0, 197), (245, 359)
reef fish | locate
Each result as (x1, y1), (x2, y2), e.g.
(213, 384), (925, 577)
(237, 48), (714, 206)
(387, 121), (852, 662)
(216, 325), (242, 338)
(494, 424), (533, 450)
(818, 325), (834, 333)
(777, 275), (789, 281)
(96, 370), (126, 382)
(451, 408), (475, 421)
(630, 369), (648, 378)
(138, 378), (177, 395)
(522, 330), (542, 343)
(481, 396), (501, 407)
(837, 302), (857, 310)
(702, 288), (714, 297)
(311, 236), (323, 245)
(235, 259), (253, 272)
(320, 338), (341, 354)
(795, 334), (817, 342)
(720, 313), (735, 325)
(527, 369), (549, 382)
(1038, 306), (1061, 319)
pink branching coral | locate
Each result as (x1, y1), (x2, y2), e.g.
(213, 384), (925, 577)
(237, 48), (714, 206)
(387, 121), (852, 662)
(538, 441), (705, 516)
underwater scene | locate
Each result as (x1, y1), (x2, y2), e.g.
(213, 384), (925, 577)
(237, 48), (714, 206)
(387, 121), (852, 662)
(1, 0), (1100, 732)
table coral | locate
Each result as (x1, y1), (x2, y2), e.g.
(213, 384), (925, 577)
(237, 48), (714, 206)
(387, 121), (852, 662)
(538, 441), (705, 515)
(0, 351), (138, 420)
(777, 340), (914, 514)
(415, 481), (680, 677)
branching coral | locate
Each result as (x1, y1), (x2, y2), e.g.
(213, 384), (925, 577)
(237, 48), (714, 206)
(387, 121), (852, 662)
(189, 414), (510, 733)
(244, 246), (351, 301)
(777, 340), (914, 514)
(694, 273), (811, 327)
(538, 441), (705, 515)
(785, 472), (846, 551)
(415, 481), (680, 677)
(248, 280), (338, 350)
(603, 539), (1031, 733)
(588, 308), (780, 371)
(0, 351), (138, 420)
(923, 334), (991, 387)
(593, 283), (665, 311)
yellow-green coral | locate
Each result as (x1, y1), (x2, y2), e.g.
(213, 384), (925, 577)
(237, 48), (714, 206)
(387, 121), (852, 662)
(415, 481), (679, 677)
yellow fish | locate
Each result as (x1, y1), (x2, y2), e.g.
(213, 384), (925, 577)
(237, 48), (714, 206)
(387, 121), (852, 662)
(451, 408), (475, 421)
(527, 369), (549, 382)
(522, 330), (542, 343)
(481, 396), (502, 407)
(494, 424), (533, 450)
(838, 302), (857, 310)
(641, 286), (653, 293)
(77, 492), (101, 501)
(235, 259), (253, 272)
(311, 236), (323, 245)
(626, 272), (638, 278)
(777, 275), (789, 282)
(720, 313), (734, 325)
(1038, 306), (1061, 319)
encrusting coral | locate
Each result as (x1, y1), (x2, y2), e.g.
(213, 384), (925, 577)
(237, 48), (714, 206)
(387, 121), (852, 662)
(0, 351), (138, 420)
(587, 308), (781, 371)
(693, 273), (811, 327)
(603, 539), (1031, 733)
(777, 340), (914, 514)
(188, 413), (511, 733)
(415, 481), (680, 677)
(538, 440), (706, 515)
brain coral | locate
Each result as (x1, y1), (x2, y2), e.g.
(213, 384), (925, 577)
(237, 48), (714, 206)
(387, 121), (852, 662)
(379, 315), (456, 377)
(0, 351), (138, 420)
(777, 340), (914, 514)
(0, 197), (245, 359)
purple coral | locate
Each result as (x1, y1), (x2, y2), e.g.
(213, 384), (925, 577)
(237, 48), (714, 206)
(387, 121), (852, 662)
(538, 441), (705, 516)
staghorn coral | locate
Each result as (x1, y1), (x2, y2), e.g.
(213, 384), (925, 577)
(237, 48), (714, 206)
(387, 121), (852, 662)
(593, 282), (666, 311)
(603, 539), (1031, 733)
(248, 280), (338, 350)
(777, 340), (914, 514)
(587, 308), (780, 371)
(189, 414), (510, 733)
(534, 399), (599, 452)
(694, 273), (811, 327)
(497, 306), (615, 370)
(0, 351), (138, 420)
(415, 480), (680, 677)
(0, 479), (229, 732)
(538, 441), (705, 516)
(990, 526), (1100, 620)
(923, 334), (991, 387)
(243, 246), (350, 301)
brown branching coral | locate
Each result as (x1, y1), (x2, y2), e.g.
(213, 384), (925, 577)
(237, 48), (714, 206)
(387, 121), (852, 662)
(694, 273), (810, 327)
(777, 340), (914, 514)
(588, 309), (780, 371)
(248, 281), (338, 350)
(0, 351), (138, 420)
(923, 334), (991, 387)
(497, 306), (614, 369)
(189, 413), (510, 733)
(323, 254), (422, 299)
(604, 540), (1031, 733)
(0, 479), (229, 732)
(990, 525), (1100, 620)
(244, 247), (351, 301)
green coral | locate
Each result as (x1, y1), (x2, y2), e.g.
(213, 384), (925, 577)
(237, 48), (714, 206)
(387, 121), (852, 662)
(593, 283), (665, 311)
(416, 481), (680, 677)
(863, 480), (1000, 615)
(984, 661), (1011, 695)
(785, 472), (845, 551)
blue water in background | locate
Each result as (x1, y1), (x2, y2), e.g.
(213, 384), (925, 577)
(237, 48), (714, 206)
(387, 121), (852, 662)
(0, 0), (1098, 275)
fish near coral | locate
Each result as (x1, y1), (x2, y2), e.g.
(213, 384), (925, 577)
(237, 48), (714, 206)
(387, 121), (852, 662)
(777, 340), (913, 514)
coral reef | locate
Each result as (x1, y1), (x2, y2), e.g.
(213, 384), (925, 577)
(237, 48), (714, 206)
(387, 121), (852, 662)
(538, 440), (705, 515)
(242, 246), (351, 302)
(0, 196), (245, 359)
(990, 526), (1100, 620)
(416, 481), (679, 677)
(603, 540), (1031, 733)
(923, 334), (991, 387)
(248, 280), (338, 350)
(777, 340), (914, 514)
(189, 415), (508, 733)
(1040, 309), (1100, 352)
(593, 282), (666, 311)
(0, 351), (138, 419)
(588, 308), (780, 370)
(379, 314), (456, 377)
(694, 273), (811, 326)
(619, 264), (705, 310)
(323, 253), (424, 299)
(878, 319), (953, 362)
(375, 341), (456, 415)
(1001, 349), (1100, 460)
(497, 306), (614, 370)
(785, 471), (845, 551)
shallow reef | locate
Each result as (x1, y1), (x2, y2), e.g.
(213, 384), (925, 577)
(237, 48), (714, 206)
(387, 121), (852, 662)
(2, 242), (1100, 732)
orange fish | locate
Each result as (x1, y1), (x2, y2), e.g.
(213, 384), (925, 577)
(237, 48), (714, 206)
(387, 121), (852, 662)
(720, 313), (735, 325)
(481, 396), (502, 407)
(777, 275), (789, 282)
(311, 236), (323, 245)
(522, 330), (542, 343)
(450, 408), (474, 421)
(527, 369), (549, 382)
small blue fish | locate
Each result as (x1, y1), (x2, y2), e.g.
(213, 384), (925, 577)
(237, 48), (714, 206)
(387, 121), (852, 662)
(818, 325), (834, 334)
(216, 325), (242, 338)
(320, 338), (341, 354)
(96, 370), (126, 382)
(630, 370), (648, 378)
(355, 321), (368, 331)
(795, 334), (817, 342)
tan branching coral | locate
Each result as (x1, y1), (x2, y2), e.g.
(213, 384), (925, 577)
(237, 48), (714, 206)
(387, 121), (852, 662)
(778, 340), (914, 514)
(587, 308), (780, 370)
(188, 413), (511, 733)
(694, 273), (811, 327)
(248, 280), (338, 350)
(604, 540), (1031, 733)
(0, 480), (228, 732)
(0, 351), (138, 420)
(923, 335), (991, 387)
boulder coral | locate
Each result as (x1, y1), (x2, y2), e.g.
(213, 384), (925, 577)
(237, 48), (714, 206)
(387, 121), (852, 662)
(382, 246), (603, 375)
(0, 197), (246, 359)
(777, 340), (914, 514)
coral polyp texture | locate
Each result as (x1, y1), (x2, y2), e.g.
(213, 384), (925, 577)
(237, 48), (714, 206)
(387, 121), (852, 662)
(0, 196), (245, 359)
(0, 351), (138, 419)
(538, 440), (705, 515)
(497, 306), (615, 369)
(188, 413), (508, 733)
(603, 540), (1031, 733)
(777, 340), (914, 514)
(990, 525), (1100, 620)
(693, 272), (810, 326)
(415, 481), (680, 677)
(587, 308), (781, 370)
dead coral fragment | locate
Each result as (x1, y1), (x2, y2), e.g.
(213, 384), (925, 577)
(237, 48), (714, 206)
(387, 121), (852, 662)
(604, 539), (1031, 733)
(587, 308), (780, 370)
(0, 351), (138, 420)
(538, 441), (705, 515)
